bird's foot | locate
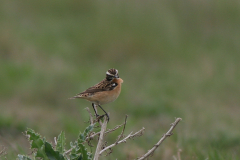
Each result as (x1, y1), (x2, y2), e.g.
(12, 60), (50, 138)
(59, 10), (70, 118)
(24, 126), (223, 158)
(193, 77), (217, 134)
(95, 114), (109, 123)
(105, 113), (110, 122)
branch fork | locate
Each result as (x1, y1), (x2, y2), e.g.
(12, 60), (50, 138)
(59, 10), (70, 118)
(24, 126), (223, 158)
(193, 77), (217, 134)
(84, 107), (182, 160)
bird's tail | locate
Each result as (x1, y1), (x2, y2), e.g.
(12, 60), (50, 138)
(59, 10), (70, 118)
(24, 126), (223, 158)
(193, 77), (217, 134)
(68, 95), (83, 99)
(68, 96), (77, 99)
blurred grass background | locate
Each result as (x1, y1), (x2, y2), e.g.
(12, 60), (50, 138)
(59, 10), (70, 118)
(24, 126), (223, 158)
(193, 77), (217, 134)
(0, 0), (240, 159)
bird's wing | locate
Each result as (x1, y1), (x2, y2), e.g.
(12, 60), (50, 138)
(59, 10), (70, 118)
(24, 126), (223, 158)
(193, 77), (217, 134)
(79, 79), (117, 94)
(70, 79), (118, 99)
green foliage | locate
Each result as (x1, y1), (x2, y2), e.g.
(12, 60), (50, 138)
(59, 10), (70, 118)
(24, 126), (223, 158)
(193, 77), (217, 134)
(69, 141), (81, 160)
(45, 142), (65, 160)
(78, 125), (94, 143)
(26, 128), (48, 159)
(17, 155), (32, 160)
(56, 131), (66, 154)
(70, 125), (94, 160)
(18, 125), (94, 160)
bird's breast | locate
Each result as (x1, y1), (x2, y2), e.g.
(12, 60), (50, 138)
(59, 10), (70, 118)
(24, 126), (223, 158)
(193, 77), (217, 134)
(90, 78), (123, 105)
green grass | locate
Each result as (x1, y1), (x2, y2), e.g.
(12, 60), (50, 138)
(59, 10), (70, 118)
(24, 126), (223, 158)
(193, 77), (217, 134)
(1, 0), (240, 159)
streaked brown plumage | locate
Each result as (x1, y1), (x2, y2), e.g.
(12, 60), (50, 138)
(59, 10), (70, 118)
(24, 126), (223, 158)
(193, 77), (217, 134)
(70, 68), (123, 121)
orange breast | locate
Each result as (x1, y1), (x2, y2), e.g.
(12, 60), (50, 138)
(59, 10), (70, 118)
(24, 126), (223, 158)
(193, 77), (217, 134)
(87, 78), (123, 105)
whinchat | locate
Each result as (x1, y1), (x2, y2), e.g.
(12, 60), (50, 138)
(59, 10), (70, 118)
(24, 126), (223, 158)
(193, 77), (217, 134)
(70, 68), (123, 121)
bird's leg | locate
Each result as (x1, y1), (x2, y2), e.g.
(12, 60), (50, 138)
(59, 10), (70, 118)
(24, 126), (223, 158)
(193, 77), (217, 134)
(92, 103), (99, 118)
(98, 104), (110, 122)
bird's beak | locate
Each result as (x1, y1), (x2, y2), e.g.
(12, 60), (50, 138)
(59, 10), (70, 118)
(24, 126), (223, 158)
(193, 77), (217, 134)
(115, 75), (119, 78)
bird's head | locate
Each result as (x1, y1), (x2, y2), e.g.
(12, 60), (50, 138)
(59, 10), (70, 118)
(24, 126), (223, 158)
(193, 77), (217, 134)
(106, 68), (119, 81)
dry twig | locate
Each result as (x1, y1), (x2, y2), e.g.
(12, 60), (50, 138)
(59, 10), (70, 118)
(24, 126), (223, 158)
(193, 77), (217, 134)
(137, 118), (182, 160)
(115, 115), (128, 144)
(177, 148), (182, 160)
(85, 107), (94, 125)
(54, 137), (57, 146)
(84, 119), (125, 143)
(173, 149), (182, 160)
(65, 108), (181, 160)
(99, 127), (145, 155)
(64, 148), (72, 155)
(0, 145), (7, 157)
(94, 116), (108, 160)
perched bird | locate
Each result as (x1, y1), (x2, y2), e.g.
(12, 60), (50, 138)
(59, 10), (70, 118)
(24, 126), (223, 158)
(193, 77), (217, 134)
(70, 68), (123, 121)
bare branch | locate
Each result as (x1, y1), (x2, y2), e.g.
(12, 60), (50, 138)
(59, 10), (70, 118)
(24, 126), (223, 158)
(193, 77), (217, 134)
(94, 116), (108, 160)
(173, 149), (182, 160)
(105, 123), (124, 135)
(99, 127), (145, 155)
(173, 156), (178, 160)
(54, 137), (57, 146)
(64, 148), (72, 155)
(0, 145), (6, 157)
(177, 149), (182, 160)
(65, 111), (127, 156)
(84, 119), (125, 143)
(85, 107), (94, 125)
(115, 115), (128, 144)
(137, 118), (182, 160)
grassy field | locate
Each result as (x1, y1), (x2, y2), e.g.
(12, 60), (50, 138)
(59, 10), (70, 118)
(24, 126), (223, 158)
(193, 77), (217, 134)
(1, 0), (240, 159)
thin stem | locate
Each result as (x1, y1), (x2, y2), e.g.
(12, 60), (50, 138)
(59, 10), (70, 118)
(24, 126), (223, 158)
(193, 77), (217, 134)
(137, 118), (182, 160)
(94, 116), (108, 160)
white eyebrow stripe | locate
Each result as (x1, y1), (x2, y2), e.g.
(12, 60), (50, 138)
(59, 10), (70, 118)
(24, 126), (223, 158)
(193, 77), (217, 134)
(106, 71), (114, 76)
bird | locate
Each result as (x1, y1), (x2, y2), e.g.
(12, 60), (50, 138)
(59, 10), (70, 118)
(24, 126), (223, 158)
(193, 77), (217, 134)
(70, 68), (123, 121)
